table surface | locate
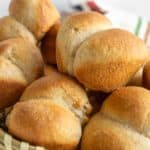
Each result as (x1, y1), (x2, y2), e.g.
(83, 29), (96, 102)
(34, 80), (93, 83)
(0, 0), (150, 19)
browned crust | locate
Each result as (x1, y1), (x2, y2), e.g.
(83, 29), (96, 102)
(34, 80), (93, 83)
(81, 87), (150, 150)
(9, 0), (60, 40)
(20, 72), (92, 124)
(6, 100), (81, 150)
(0, 79), (26, 110)
(41, 21), (61, 64)
(74, 29), (149, 92)
(81, 113), (135, 150)
(74, 61), (143, 92)
(56, 45), (66, 73)
(64, 11), (112, 30)
(143, 61), (150, 89)
(101, 86), (150, 133)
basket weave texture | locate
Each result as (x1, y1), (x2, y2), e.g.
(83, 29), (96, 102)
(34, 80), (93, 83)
(0, 129), (46, 150)
(0, 109), (46, 150)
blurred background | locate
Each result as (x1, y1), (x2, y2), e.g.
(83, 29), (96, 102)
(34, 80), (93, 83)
(53, 0), (150, 19)
(0, 0), (150, 46)
(0, 0), (150, 18)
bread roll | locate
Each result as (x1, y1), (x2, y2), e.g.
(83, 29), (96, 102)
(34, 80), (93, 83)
(0, 16), (36, 44)
(20, 71), (92, 124)
(0, 38), (43, 109)
(56, 11), (112, 75)
(81, 86), (150, 150)
(9, 0), (60, 40)
(74, 29), (149, 92)
(41, 21), (61, 64)
(143, 61), (150, 89)
(6, 100), (81, 150)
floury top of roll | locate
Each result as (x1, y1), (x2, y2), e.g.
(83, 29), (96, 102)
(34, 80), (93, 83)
(56, 11), (149, 92)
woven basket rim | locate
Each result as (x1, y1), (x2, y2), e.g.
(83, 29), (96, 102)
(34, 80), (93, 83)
(0, 128), (46, 150)
(0, 106), (46, 150)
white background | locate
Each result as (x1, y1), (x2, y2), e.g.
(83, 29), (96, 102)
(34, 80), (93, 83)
(0, 0), (150, 19)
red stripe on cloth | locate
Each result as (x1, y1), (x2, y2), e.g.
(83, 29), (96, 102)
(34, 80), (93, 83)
(86, 0), (107, 14)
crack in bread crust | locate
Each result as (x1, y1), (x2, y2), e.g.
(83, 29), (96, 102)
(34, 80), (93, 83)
(20, 88), (88, 125)
(0, 56), (27, 83)
(2, 50), (28, 83)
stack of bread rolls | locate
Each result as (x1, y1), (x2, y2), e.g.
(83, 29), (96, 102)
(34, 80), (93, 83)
(0, 0), (149, 150)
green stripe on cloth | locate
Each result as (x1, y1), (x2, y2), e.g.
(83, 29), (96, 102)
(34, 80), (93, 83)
(135, 17), (143, 36)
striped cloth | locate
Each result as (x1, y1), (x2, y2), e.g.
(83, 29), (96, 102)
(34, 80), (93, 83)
(86, 0), (150, 47)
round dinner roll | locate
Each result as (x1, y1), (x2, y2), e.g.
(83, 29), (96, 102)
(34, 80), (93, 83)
(82, 86), (150, 150)
(143, 61), (150, 89)
(0, 16), (36, 44)
(6, 100), (81, 150)
(41, 21), (61, 64)
(9, 0), (60, 40)
(73, 29), (149, 92)
(56, 11), (112, 75)
(0, 38), (44, 109)
(20, 70), (92, 124)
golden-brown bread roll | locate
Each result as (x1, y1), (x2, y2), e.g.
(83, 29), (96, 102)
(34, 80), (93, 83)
(74, 29), (149, 92)
(0, 38), (43, 109)
(61, 28), (148, 92)
(20, 71), (92, 124)
(143, 61), (150, 89)
(41, 21), (61, 64)
(6, 100), (81, 150)
(0, 16), (36, 44)
(81, 86), (150, 150)
(56, 11), (112, 75)
(9, 0), (60, 40)
(128, 67), (143, 86)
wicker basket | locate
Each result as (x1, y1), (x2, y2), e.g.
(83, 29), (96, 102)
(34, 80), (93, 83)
(0, 107), (81, 150)
(0, 108), (46, 150)
(0, 129), (46, 150)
